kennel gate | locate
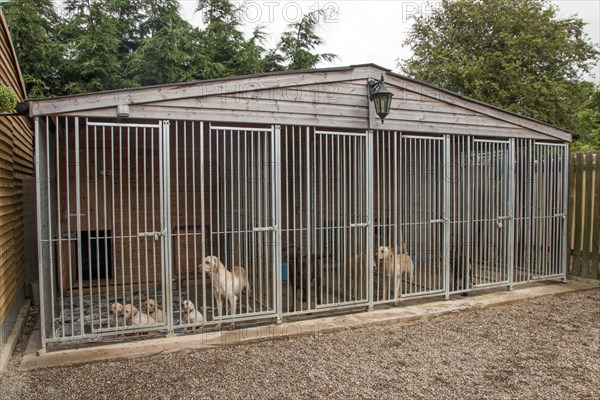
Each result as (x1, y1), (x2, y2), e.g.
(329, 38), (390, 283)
(280, 127), (372, 314)
(35, 117), (568, 346)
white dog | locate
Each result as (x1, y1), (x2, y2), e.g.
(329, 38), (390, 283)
(110, 302), (125, 325)
(376, 245), (415, 299)
(201, 256), (252, 316)
(181, 300), (204, 324)
(123, 304), (156, 326)
(143, 298), (165, 323)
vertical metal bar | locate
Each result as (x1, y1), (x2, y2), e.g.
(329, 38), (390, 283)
(540, 145), (546, 278)
(191, 122), (198, 321)
(126, 127), (135, 315)
(55, 118), (64, 336)
(110, 125), (120, 329)
(84, 121), (94, 327)
(283, 126), (289, 313)
(65, 119), (76, 334)
(135, 127), (142, 324)
(242, 127), (250, 315)
(74, 118), (85, 334)
(274, 126), (283, 321)
(142, 128), (150, 324)
(335, 134), (340, 303)
(508, 139), (515, 289)
(561, 144), (569, 280)
(318, 132), (323, 307)
(366, 130), (374, 309)
(200, 122), (207, 323)
(174, 123), (181, 319)
(548, 146), (555, 276)
(443, 135), (451, 298)
(208, 123), (214, 320)
(35, 117), (47, 347)
(184, 123), (191, 317)
(249, 127), (256, 314)
(474, 140), (480, 287)
(101, 126), (110, 325)
(549, 146), (556, 276)
(162, 121), (174, 329)
(229, 129), (235, 313)
(306, 127), (312, 310)
(215, 126), (222, 315)
(374, 131), (381, 300)
(236, 128), (242, 313)
(343, 134), (349, 302)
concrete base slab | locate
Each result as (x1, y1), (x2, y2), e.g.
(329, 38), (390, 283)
(20, 280), (597, 370)
(1, 300), (30, 374)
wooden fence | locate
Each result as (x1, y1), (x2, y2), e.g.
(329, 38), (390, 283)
(568, 151), (599, 280)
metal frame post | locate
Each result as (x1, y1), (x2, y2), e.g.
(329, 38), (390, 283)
(366, 129), (374, 310)
(508, 139), (516, 290)
(34, 117), (47, 350)
(273, 125), (283, 322)
(161, 120), (174, 331)
(443, 135), (451, 299)
(561, 144), (569, 281)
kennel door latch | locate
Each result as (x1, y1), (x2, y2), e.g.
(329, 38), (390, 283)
(349, 222), (368, 228)
(496, 215), (510, 229)
(429, 218), (446, 224)
(138, 229), (167, 241)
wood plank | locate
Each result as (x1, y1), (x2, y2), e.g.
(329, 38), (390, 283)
(61, 105), (550, 139)
(580, 154), (594, 278)
(158, 97), (369, 119)
(157, 96), (519, 130)
(29, 67), (375, 116)
(571, 153), (585, 276)
(592, 152), (600, 279)
(385, 75), (572, 142)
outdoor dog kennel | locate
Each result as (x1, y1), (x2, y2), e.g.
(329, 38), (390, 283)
(29, 65), (570, 349)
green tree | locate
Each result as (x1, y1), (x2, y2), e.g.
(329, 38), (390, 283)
(274, 10), (337, 71)
(196, 0), (264, 77)
(127, 0), (200, 86)
(573, 86), (600, 151)
(401, 0), (599, 131)
(2, 0), (64, 98)
(62, 0), (123, 93)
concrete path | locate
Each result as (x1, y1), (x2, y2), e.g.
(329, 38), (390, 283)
(20, 279), (598, 370)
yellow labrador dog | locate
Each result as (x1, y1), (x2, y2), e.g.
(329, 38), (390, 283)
(376, 244), (415, 300)
(110, 302), (125, 325)
(123, 304), (156, 326)
(143, 298), (165, 323)
(181, 299), (204, 324)
(201, 256), (252, 316)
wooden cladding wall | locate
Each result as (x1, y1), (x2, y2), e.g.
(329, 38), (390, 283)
(0, 11), (32, 333)
(568, 151), (600, 280)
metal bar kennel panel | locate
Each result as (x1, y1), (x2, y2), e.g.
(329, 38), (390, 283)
(530, 143), (568, 280)
(301, 129), (370, 310)
(37, 117), (169, 344)
(171, 122), (279, 328)
(470, 139), (512, 288)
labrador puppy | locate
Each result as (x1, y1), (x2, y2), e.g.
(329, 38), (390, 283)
(123, 304), (156, 326)
(143, 298), (166, 323)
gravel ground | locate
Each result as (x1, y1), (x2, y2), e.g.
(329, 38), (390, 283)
(1, 288), (598, 400)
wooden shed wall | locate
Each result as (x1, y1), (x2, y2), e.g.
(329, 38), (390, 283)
(0, 12), (33, 338)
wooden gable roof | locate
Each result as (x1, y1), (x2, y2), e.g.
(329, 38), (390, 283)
(28, 64), (571, 142)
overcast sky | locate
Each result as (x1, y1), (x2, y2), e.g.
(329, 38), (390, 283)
(179, 0), (600, 84)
